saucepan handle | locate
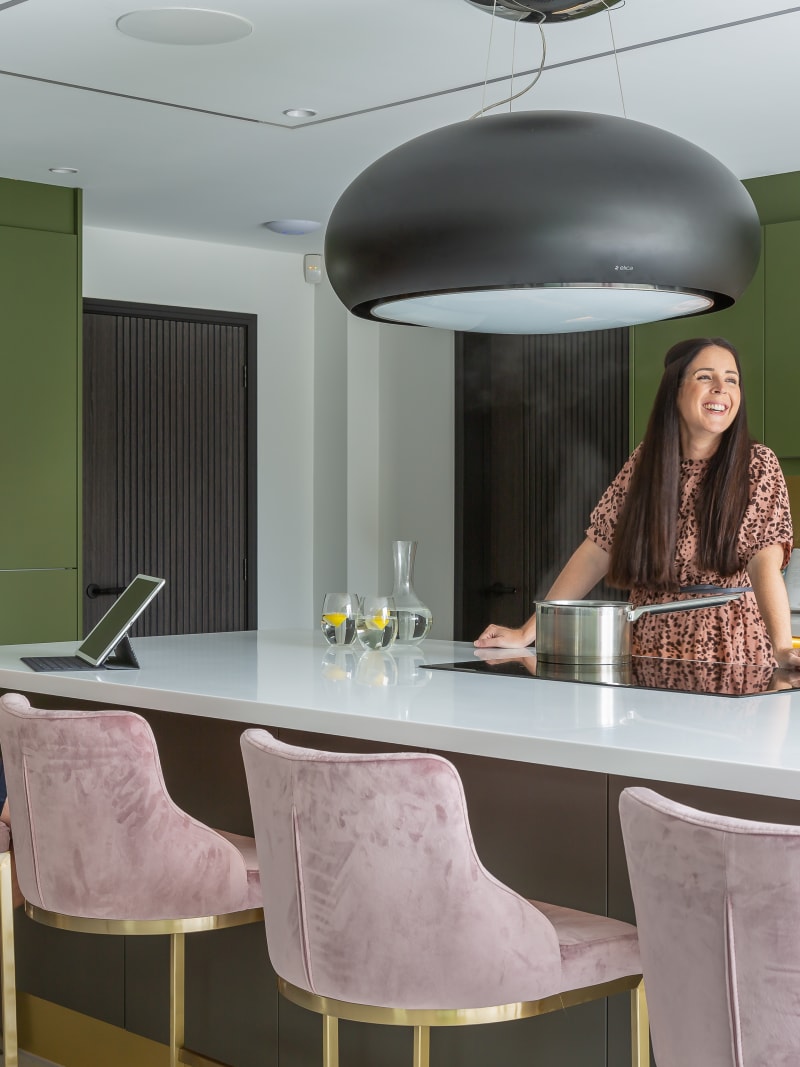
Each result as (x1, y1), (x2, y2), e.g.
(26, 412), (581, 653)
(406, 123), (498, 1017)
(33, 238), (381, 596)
(627, 591), (744, 624)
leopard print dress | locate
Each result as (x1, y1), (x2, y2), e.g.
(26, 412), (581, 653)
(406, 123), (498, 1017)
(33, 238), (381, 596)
(586, 443), (793, 664)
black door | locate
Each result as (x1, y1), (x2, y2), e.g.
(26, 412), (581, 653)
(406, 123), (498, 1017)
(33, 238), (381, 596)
(455, 329), (629, 640)
(82, 300), (257, 638)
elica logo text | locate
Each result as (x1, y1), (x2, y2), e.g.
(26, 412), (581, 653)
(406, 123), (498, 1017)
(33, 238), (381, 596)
(614, 265), (634, 271)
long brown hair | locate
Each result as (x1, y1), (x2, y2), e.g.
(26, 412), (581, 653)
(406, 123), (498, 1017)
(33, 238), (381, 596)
(607, 337), (753, 591)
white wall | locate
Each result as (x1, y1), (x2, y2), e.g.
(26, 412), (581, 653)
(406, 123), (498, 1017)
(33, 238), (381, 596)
(83, 228), (456, 637)
(345, 312), (455, 639)
(312, 275), (349, 614)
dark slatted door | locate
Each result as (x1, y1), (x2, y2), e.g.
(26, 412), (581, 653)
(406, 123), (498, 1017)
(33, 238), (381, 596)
(83, 304), (254, 638)
(455, 328), (629, 640)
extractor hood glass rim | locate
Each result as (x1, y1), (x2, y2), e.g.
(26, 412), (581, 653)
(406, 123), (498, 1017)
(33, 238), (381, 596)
(366, 282), (720, 332)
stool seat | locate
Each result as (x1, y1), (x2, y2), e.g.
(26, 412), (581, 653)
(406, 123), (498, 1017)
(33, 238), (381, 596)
(531, 898), (641, 991)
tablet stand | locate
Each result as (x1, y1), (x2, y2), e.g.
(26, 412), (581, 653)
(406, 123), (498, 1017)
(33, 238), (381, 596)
(102, 633), (140, 669)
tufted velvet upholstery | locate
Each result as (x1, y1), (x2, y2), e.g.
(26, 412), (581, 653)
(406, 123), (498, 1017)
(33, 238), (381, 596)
(0, 693), (260, 921)
(241, 728), (641, 1012)
(620, 786), (800, 1067)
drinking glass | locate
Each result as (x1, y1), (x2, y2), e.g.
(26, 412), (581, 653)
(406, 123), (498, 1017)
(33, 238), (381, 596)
(321, 592), (359, 646)
(356, 595), (398, 650)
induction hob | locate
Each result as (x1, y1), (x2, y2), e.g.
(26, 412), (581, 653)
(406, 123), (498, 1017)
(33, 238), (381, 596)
(423, 654), (800, 698)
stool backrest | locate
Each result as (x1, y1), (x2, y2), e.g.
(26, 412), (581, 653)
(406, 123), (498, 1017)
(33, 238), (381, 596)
(241, 728), (561, 1010)
(620, 786), (800, 1067)
(0, 693), (253, 920)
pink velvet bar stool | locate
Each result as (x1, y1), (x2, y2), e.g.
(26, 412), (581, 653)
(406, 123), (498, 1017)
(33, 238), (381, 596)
(0, 692), (263, 1067)
(241, 728), (649, 1067)
(620, 786), (800, 1067)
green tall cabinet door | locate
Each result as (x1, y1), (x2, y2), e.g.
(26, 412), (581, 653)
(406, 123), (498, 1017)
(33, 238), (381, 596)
(0, 571), (77, 644)
(0, 226), (78, 565)
(764, 221), (800, 460)
(0, 194), (81, 643)
(631, 251), (766, 446)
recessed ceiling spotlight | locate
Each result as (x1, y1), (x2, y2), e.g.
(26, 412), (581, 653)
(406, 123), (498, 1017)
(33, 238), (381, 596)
(116, 8), (253, 45)
(49, 167), (79, 174)
(283, 108), (317, 119)
(263, 219), (321, 236)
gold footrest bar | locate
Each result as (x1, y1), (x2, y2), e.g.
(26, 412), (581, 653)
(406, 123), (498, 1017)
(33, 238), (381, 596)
(25, 903), (264, 936)
(279, 973), (644, 1029)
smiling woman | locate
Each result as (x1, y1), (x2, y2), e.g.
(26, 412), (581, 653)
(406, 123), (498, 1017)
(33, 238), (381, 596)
(476, 337), (800, 670)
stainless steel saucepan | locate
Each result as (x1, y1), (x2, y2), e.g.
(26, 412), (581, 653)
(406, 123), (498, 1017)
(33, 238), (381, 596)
(535, 592), (744, 665)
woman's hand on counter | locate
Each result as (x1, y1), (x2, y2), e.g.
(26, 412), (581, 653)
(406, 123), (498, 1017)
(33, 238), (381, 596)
(474, 622), (534, 648)
(773, 646), (800, 671)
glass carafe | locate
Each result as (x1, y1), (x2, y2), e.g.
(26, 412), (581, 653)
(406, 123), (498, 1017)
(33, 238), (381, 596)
(390, 540), (432, 644)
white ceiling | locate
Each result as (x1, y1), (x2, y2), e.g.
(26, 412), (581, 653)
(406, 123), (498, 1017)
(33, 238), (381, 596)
(1, 0), (798, 254)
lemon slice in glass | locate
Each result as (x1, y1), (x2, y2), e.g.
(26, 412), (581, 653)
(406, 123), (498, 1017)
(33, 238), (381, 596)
(323, 612), (347, 627)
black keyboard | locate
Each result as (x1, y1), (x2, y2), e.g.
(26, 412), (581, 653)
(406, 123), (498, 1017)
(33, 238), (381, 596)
(21, 656), (98, 672)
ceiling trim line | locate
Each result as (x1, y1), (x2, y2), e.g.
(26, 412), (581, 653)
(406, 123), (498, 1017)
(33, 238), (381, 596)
(1, 5), (799, 129)
(0, 67), (290, 128)
(300, 4), (800, 127)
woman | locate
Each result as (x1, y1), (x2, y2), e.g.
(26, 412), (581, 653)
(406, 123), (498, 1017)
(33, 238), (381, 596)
(475, 337), (800, 669)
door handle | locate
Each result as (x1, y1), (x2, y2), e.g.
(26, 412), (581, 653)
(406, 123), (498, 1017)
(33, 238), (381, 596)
(486, 582), (518, 596)
(86, 584), (125, 599)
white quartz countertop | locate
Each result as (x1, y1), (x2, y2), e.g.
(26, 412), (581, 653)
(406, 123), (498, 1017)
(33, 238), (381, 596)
(1, 629), (800, 800)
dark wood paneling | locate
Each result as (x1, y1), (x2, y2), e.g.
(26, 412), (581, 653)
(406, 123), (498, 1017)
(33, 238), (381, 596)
(456, 329), (629, 639)
(83, 301), (256, 637)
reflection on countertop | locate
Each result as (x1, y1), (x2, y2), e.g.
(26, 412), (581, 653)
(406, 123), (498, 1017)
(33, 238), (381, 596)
(432, 651), (800, 698)
(321, 645), (432, 689)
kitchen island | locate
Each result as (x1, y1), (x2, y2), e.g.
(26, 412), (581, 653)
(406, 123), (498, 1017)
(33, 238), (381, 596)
(1, 629), (799, 797)
(2, 629), (800, 1067)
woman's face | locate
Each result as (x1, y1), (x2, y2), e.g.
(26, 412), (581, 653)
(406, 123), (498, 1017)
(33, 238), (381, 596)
(677, 345), (741, 454)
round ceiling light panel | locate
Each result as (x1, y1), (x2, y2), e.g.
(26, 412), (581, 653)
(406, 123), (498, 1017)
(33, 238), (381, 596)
(116, 8), (253, 45)
(324, 111), (762, 335)
(263, 219), (321, 236)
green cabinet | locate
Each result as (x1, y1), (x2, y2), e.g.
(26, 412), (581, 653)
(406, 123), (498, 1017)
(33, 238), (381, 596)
(764, 221), (800, 460)
(0, 570), (78, 645)
(0, 179), (81, 642)
(0, 226), (79, 566)
(632, 216), (800, 485)
(631, 251), (766, 446)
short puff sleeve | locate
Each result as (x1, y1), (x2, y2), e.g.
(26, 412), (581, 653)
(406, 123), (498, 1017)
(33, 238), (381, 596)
(740, 444), (793, 569)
